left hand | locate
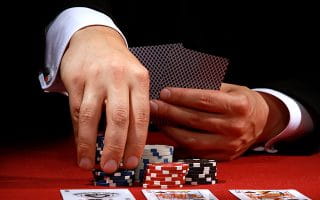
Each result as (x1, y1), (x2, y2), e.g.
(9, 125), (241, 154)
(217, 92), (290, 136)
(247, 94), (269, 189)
(150, 83), (271, 160)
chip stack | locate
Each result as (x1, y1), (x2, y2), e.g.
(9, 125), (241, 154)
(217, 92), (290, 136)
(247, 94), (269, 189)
(142, 162), (189, 189)
(93, 135), (135, 187)
(135, 145), (174, 183)
(95, 135), (104, 164)
(177, 159), (217, 185)
(92, 169), (135, 186)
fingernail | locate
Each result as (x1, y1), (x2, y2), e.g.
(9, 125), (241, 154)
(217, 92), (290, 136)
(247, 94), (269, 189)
(125, 156), (138, 168)
(160, 88), (171, 100)
(150, 101), (158, 112)
(79, 157), (92, 169)
(103, 160), (117, 172)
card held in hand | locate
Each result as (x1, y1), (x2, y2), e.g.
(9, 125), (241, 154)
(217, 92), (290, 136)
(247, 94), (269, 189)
(129, 43), (229, 99)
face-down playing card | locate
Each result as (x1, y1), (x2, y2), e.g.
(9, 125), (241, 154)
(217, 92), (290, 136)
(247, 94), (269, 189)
(129, 43), (182, 99)
(129, 43), (229, 99)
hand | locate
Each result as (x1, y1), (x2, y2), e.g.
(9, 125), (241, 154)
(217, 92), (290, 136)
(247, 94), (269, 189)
(150, 83), (289, 160)
(60, 26), (150, 172)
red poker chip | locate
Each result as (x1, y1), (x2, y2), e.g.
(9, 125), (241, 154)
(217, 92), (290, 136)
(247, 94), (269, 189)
(144, 180), (185, 185)
(147, 162), (189, 171)
(144, 176), (185, 182)
(145, 172), (186, 178)
(142, 183), (184, 189)
(146, 169), (188, 174)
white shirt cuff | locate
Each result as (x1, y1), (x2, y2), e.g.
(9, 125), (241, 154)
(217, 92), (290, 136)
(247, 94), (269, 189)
(253, 88), (314, 153)
(39, 7), (127, 93)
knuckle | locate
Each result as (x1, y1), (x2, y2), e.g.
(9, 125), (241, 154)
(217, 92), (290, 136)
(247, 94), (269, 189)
(104, 143), (125, 155)
(110, 64), (127, 79)
(79, 107), (95, 125)
(133, 67), (150, 88)
(71, 106), (80, 122)
(134, 66), (149, 79)
(229, 120), (249, 136)
(135, 109), (149, 127)
(88, 65), (103, 78)
(234, 94), (251, 115)
(70, 75), (83, 86)
(226, 141), (240, 154)
(111, 107), (129, 127)
(77, 140), (91, 154)
(199, 93), (214, 106)
(185, 114), (202, 127)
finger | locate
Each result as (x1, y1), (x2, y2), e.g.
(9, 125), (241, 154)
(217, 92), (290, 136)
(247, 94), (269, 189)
(123, 72), (150, 169)
(67, 84), (84, 144)
(161, 126), (253, 160)
(77, 85), (104, 170)
(150, 100), (228, 133)
(159, 87), (234, 113)
(101, 86), (130, 173)
(160, 126), (229, 151)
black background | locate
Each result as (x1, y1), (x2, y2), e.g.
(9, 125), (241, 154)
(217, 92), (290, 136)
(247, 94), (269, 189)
(1, 1), (319, 153)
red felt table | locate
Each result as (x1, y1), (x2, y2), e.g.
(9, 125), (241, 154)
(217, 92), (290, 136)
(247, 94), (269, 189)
(1, 132), (319, 199)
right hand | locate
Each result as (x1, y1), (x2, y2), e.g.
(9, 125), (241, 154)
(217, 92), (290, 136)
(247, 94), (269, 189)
(60, 26), (150, 173)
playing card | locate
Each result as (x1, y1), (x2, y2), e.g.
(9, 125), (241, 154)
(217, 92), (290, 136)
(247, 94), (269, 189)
(129, 43), (182, 99)
(60, 189), (135, 200)
(129, 43), (228, 99)
(142, 189), (219, 200)
(229, 189), (311, 200)
(163, 44), (228, 91)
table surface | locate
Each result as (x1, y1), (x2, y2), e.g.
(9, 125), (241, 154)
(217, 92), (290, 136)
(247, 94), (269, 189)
(1, 133), (319, 200)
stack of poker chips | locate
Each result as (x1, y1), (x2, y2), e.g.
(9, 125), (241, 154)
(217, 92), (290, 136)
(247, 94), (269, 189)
(135, 144), (174, 183)
(177, 159), (217, 185)
(92, 169), (135, 186)
(142, 162), (189, 189)
(93, 135), (135, 186)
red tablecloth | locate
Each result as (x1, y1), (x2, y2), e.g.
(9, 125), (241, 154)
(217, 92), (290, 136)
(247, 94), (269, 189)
(1, 133), (319, 199)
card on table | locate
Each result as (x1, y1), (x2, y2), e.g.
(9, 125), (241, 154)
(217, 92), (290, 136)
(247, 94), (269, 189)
(229, 189), (311, 200)
(60, 189), (135, 200)
(142, 189), (219, 200)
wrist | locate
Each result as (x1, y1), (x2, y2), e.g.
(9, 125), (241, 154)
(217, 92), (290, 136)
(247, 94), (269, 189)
(255, 92), (290, 144)
(77, 25), (126, 45)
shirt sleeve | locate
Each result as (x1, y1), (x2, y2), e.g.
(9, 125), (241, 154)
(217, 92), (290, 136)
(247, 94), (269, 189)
(252, 88), (314, 153)
(38, 7), (127, 94)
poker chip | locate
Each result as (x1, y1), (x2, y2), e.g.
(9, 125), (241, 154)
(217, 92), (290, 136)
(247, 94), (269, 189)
(147, 162), (189, 170)
(93, 134), (218, 187)
(142, 183), (184, 189)
(147, 172), (186, 178)
(142, 162), (189, 189)
(134, 144), (174, 182)
(93, 181), (133, 187)
(144, 180), (185, 185)
(146, 168), (188, 174)
(92, 135), (136, 187)
(92, 169), (135, 177)
(145, 176), (185, 182)
(185, 180), (216, 185)
(177, 158), (217, 185)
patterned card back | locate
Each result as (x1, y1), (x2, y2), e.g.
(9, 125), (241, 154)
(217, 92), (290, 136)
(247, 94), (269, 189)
(129, 43), (229, 99)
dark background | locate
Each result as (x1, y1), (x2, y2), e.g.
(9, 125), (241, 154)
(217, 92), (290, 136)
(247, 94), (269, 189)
(1, 1), (319, 153)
